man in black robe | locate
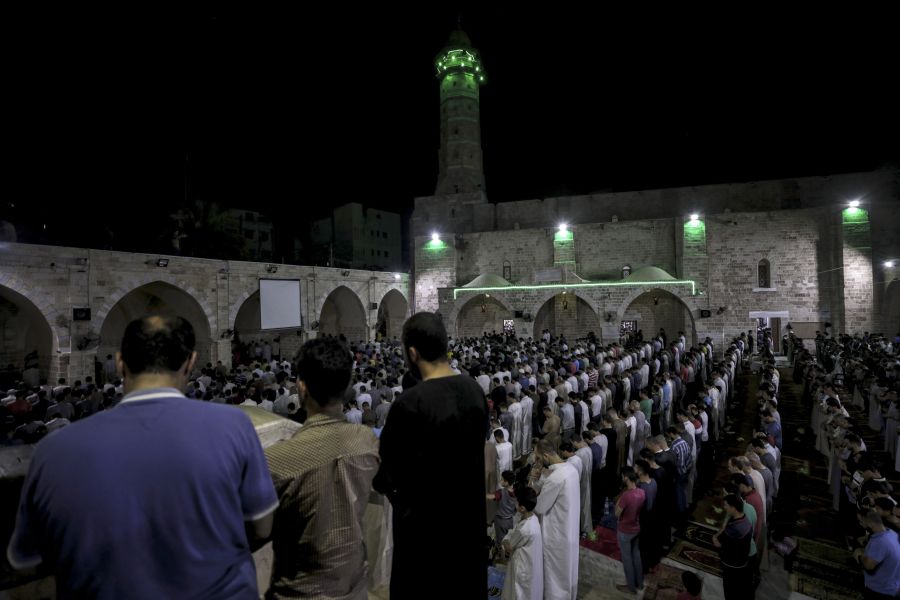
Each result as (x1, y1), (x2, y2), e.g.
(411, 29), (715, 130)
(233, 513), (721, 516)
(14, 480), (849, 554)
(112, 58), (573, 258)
(374, 312), (488, 599)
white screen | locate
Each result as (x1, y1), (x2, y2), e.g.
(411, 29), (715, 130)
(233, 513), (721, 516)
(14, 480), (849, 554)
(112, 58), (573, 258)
(260, 279), (302, 330)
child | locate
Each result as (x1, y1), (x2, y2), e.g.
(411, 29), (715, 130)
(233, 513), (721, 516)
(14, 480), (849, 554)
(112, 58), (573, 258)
(487, 470), (518, 559)
(495, 429), (514, 482)
(676, 571), (703, 599)
(501, 486), (543, 600)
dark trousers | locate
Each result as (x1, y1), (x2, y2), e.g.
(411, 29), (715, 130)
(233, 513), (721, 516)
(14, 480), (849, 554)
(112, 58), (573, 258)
(722, 563), (754, 600)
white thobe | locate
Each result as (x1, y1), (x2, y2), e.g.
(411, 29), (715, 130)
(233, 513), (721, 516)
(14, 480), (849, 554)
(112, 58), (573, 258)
(535, 462), (580, 600)
(520, 396), (534, 456)
(502, 514), (543, 600)
(496, 441), (513, 482)
(508, 401), (524, 459)
(575, 446), (593, 535)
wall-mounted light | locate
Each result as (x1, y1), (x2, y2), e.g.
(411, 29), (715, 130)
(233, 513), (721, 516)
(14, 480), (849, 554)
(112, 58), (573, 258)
(156, 258), (169, 268)
(394, 273), (401, 280)
(558, 223), (568, 233)
(341, 270), (350, 276)
(689, 213), (699, 222)
(848, 199), (860, 208)
(265, 264), (278, 274)
(431, 232), (440, 242)
(885, 260), (895, 268)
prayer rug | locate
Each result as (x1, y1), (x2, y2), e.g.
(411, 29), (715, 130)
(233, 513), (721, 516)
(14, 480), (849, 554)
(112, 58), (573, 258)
(789, 573), (862, 600)
(580, 525), (621, 561)
(667, 540), (721, 577)
(641, 562), (692, 600)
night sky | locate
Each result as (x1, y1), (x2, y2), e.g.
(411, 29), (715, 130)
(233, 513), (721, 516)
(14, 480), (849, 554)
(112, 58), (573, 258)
(7, 6), (899, 254)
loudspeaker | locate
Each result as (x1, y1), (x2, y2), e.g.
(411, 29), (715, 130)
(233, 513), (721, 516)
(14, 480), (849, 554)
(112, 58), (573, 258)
(73, 308), (91, 321)
(369, 302), (378, 310)
(700, 309), (712, 318)
(514, 310), (524, 318)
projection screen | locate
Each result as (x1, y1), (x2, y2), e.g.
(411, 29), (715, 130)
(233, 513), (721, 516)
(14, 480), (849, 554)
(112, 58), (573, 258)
(260, 279), (302, 330)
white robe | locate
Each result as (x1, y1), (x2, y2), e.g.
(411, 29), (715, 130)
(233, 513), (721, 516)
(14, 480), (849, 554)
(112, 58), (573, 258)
(520, 396), (534, 456)
(535, 462), (580, 600)
(496, 441), (513, 482)
(508, 401), (524, 460)
(574, 446), (593, 535)
(502, 514), (543, 600)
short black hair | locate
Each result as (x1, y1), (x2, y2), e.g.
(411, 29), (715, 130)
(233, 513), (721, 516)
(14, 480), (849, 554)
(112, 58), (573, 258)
(121, 315), (195, 375)
(516, 486), (538, 512)
(402, 312), (448, 362)
(296, 337), (353, 407)
(501, 470), (516, 485)
(723, 493), (744, 512)
(681, 571), (703, 595)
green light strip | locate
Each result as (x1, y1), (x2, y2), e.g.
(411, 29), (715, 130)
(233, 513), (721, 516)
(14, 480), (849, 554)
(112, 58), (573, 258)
(452, 280), (697, 300)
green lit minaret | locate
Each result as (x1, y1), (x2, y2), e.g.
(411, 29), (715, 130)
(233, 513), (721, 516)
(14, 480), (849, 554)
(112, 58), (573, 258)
(434, 28), (486, 195)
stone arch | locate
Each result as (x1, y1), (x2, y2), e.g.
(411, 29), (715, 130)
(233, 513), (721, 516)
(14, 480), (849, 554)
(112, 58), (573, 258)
(96, 281), (215, 367)
(233, 290), (261, 335)
(0, 283), (57, 384)
(531, 291), (602, 340)
(376, 288), (409, 341)
(620, 288), (698, 347)
(94, 275), (216, 337)
(318, 285), (368, 343)
(454, 293), (515, 339)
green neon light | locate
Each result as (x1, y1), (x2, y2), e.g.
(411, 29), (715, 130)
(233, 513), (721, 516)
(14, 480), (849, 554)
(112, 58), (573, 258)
(435, 47), (485, 82)
(452, 279), (697, 300)
(554, 230), (573, 242)
(425, 239), (448, 251)
(842, 207), (868, 224)
(683, 219), (706, 243)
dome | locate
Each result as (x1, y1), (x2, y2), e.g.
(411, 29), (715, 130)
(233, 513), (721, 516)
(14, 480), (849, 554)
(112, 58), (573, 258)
(625, 266), (677, 282)
(461, 273), (512, 288)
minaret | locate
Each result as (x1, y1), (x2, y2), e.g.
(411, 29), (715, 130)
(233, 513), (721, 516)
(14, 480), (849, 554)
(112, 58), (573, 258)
(434, 28), (486, 195)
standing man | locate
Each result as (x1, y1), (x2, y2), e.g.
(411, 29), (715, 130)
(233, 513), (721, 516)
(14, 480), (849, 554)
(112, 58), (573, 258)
(530, 440), (580, 600)
(265, 337), (379, 599)
(7, 316), (277, 599)
(374, 313), (488, 599)
(714, 494), (754, 600)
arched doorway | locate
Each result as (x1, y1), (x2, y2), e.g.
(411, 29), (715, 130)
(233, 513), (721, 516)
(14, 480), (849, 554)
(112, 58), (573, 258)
(98, 282), (213, 368)
(0, 285), (54, 387)
(885, 280), (900, 335)
(533, 292), (601, 340)
(622, 288), (696, 346)
(376, 289), (409, 341)
(318, 286), (367, 343)
(234, 290), (262, 338)
(456, 294), (514, 338)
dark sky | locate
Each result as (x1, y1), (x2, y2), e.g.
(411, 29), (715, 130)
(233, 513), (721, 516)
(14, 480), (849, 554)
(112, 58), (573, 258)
(7, 6), (899, 249)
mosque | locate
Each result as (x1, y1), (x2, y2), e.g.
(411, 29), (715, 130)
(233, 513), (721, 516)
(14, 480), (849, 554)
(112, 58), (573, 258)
(0, 26), (898, 600)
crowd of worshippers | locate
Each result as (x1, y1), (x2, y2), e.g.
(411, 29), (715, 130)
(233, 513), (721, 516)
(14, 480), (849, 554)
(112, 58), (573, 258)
(798, 331), (900, 599)
(0, 335), (411, 445)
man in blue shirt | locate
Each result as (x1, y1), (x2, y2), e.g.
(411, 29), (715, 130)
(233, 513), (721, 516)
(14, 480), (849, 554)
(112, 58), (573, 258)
(762, 410), (783, 450)
(7, 315), (278, 600)
(855, 510), (900, 599)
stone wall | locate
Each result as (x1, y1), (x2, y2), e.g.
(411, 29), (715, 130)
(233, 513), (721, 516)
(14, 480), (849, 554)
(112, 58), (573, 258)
(0, 243), (409, 382)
